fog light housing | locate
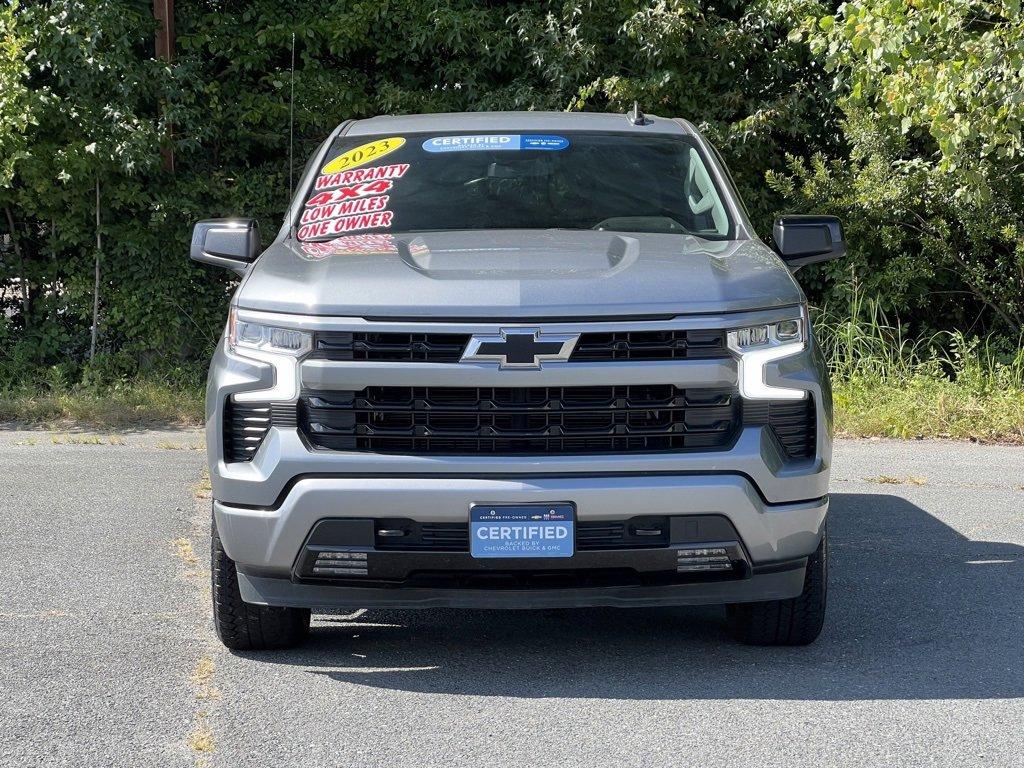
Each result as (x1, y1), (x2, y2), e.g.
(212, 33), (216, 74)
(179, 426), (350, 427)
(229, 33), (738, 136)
(311, 550), (368, 576)
(677, 546), (734, 572)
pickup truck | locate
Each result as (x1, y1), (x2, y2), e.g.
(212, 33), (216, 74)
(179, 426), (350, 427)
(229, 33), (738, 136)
(191, 109), (844, 650)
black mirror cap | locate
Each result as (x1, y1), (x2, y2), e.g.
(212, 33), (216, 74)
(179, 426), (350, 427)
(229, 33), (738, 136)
(190, 219), (261, 274)
(773, 215), (846, 269)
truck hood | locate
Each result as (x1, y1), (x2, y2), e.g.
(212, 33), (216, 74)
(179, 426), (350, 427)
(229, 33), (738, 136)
(237, 230), (804, 318)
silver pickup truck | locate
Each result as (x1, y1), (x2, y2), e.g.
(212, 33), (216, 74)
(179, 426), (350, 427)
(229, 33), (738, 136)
(191, 109), (844, 650)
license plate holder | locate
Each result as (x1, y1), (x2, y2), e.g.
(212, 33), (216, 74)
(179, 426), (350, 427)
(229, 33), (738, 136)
(469, 503), (575, 559)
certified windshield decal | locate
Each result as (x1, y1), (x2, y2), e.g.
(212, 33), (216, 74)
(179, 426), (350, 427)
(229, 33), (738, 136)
(321, 137), (405, 173)
(421, 135), (569, 153)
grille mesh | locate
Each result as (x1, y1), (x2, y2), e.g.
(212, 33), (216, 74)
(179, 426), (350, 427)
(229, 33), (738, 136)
(309, 329), (727, 363)
(310, 332), (467, 363)
(571, 329), (725, 361)
(300, 385), (739, 455)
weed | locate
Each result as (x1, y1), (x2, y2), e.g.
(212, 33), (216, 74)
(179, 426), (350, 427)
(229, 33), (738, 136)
(193, 469), (212, 500)
(172, 538), (199, 568)
(186, 715), (214, 753)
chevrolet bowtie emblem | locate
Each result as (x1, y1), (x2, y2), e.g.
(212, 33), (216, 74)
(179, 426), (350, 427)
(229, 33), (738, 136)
(460, 329), (580, 369)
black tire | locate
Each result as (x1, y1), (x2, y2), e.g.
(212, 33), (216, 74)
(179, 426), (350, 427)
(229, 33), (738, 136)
(211, 516), (310, 651)
(727, 527), (828, 646)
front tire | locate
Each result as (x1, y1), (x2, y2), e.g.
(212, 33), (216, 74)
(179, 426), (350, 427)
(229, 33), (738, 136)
(211, 516), (310, 651)
(727, 527), (828, 646)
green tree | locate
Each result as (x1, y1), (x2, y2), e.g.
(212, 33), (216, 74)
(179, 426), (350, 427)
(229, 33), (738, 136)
(777, 0), (1024, 337)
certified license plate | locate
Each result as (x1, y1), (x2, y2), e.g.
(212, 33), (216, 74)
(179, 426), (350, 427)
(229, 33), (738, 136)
(469, 503), (575, 559)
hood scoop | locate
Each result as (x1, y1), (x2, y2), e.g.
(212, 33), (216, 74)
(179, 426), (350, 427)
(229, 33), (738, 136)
(396, 233), (639, 280)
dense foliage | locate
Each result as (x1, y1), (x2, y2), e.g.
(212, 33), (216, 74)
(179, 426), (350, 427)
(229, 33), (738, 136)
(780, 0), (1024, 341)
(0, 0), (1021, 386)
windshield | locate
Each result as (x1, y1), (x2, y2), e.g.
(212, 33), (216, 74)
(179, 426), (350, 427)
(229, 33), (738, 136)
(296, 131), (734, 242)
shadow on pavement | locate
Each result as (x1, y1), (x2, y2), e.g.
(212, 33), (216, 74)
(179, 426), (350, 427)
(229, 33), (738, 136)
(244, 493), (1024, 700)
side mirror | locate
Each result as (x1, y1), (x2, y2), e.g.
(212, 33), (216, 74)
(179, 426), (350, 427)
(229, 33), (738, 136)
(773, 215), (846, 269)
(190, 219), (261, 274)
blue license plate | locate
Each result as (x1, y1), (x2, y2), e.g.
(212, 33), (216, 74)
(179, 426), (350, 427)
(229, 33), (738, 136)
(469, 504), (575, 558)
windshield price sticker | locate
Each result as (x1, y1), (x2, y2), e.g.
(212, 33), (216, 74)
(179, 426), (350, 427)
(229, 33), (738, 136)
(470, 504), (575, 559)
(422, 134), (570, 153)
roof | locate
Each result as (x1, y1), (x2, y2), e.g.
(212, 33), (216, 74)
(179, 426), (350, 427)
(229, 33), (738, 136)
(345, 110), (692, 137)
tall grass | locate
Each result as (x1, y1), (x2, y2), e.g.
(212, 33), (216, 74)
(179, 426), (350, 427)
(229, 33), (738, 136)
(814, 295), (1024, 442)
(0, 367), (205, 428)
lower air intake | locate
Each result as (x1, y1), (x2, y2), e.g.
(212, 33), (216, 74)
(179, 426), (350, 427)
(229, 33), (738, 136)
(223, 400), (271, 462)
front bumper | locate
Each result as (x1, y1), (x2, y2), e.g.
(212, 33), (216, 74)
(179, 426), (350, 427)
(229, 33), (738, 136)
(215, 473), (827, 608)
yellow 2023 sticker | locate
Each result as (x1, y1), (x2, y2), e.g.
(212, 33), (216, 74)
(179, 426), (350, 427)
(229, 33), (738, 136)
(321, 137), (406, 173)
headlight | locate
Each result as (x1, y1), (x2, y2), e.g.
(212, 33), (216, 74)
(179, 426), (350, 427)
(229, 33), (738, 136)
(226, 307), (310, 403)
(227, 307), (311, 357)
(727, 315), (807, 400)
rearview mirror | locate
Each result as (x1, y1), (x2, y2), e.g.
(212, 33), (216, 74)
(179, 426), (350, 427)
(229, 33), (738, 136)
(190, 219), (261, 274)
(773, 215), (846, 269)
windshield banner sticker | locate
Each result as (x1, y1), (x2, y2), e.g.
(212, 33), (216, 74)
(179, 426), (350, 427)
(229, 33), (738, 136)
(321, 137), (405, 173)
(300, 195), (390, 226)
(299, 234), (430, 261)
(297, 211), (393, 240)
(300, 233), (400, 259)
(314, 163), (409, 191)
(303, 163), (410, 240)
(421, 134), (569, 153)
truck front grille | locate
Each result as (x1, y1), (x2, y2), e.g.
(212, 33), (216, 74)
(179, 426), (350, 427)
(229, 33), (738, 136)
(309, 329), (727, 363)
(299, 385), (740, 455)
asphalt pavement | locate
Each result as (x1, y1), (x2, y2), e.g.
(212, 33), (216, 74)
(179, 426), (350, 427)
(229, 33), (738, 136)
(1, 431), (1022, 767)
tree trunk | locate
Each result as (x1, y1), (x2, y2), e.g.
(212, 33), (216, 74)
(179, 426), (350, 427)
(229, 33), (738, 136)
(4, 206), (29, 323)
(90, 179), (101, 361)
